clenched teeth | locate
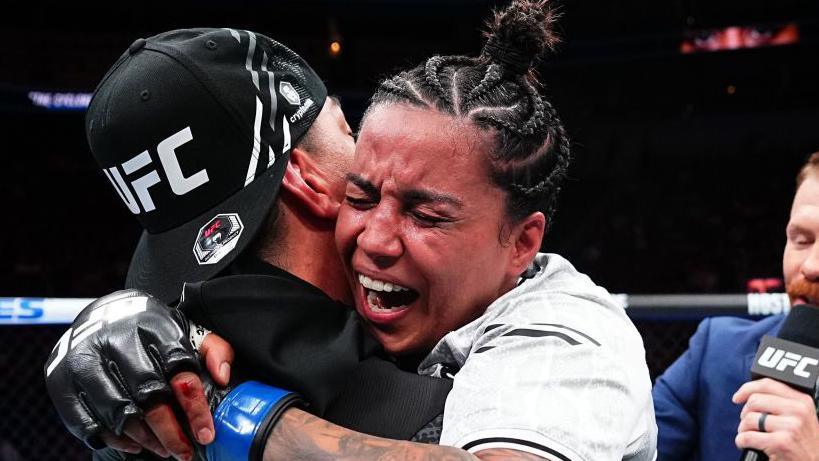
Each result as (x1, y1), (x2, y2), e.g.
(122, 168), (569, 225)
(358, 274), (409, 293)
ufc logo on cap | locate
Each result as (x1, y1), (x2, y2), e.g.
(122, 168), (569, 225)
(102, 126), (209, 214)
(757, 347), (819, 378)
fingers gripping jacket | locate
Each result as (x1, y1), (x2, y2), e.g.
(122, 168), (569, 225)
(207, 381), (302, 461)
(43, 289), (201, 449)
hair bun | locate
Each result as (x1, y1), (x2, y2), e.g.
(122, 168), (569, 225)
(481, 0), (560, 74)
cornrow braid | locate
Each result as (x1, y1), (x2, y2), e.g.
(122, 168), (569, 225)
(529, 101), (571, 220)
(379, 75), (428, 108)
(516, 76), (546, 135)
(423, 56), (450, 106)
(464, 63), (504, 109)
(476, 111), (529, 137)
(367, 0), (571, 231)
(510, 180), (550, 198)
(423, 55), (474, 112)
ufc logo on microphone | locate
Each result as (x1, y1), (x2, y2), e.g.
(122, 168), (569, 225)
(102, 126), (209, 214)
(757, 347), (819, 378)
(45, 297), (148, 377)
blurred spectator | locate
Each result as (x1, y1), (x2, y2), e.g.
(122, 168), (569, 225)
(747, 277), (784, 293)
(681, 23), (799, 53)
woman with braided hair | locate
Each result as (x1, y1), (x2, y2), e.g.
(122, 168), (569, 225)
(69, 1), (656, 460)
(253, 1), (657, 460)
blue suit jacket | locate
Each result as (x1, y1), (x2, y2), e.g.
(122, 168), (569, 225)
(652, 315), (785, 461)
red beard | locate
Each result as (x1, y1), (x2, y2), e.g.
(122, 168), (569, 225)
(787, 278), (819, 305)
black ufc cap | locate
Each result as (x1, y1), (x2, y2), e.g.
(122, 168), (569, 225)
(86, 28), (327, 303)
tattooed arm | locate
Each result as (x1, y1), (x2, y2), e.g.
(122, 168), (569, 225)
(263, 408), (548, 461)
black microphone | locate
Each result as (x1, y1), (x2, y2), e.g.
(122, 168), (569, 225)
(740, 304), (819, 461)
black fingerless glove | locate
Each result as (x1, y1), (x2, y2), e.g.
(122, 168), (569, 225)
(44, 289), (201, 449)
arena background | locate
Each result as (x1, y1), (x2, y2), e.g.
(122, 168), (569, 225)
(2, 0), (819, 459)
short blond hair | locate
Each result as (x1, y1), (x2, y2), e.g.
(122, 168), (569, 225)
(797, 152), (819, 187)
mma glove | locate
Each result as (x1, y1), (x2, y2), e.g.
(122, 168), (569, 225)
(44, 289), (302, 461)
(44, 289), (204, 449)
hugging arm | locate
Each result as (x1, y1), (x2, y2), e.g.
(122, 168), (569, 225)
(46, 281), (454, 459)
(262, 407), (545, 461)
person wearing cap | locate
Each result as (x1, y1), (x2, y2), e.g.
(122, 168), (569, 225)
(653, 152), (819, 461)
(46, 26), (451, 461)
(87, 28), (345, 306)
(48, 1), (656, 460)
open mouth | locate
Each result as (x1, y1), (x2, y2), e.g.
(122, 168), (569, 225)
(358, 273), (419, 313)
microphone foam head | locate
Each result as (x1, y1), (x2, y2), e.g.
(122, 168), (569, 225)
(779, 304), (819, 348)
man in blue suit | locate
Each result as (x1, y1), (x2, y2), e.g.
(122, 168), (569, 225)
(653, 151), (819, 461)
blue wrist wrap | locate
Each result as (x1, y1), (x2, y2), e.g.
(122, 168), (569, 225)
(207, 381), (301, 461)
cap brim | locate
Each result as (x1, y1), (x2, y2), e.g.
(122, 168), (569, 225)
(125, 159), (287, 304)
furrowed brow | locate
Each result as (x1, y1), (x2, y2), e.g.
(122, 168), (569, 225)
(346, 173), (379, 198)
(402, 189), (463, 209)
